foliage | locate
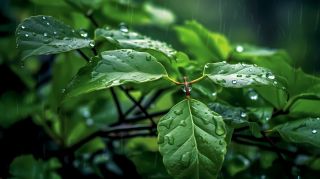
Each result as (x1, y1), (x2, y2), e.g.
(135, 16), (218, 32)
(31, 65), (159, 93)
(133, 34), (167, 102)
(1, 0), (320, 179)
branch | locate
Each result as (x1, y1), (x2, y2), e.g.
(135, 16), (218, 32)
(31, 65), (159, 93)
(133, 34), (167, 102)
(76, 49), (89, 62)
(261, 131), (294, 179)
(110, 87), (124, 123)
(272, 109), (289, 118)
(86, 13), (99, 28)
(119, 86), (156, 126)
(124, 96), (144, 117)
(92, 48), (98, 56)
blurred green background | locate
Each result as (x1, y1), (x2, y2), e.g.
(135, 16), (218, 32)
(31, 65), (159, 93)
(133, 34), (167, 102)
(1, 0), (320, 178)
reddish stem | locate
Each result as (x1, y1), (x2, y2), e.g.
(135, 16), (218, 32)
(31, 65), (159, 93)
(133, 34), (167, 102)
(184, 77), (190, 99)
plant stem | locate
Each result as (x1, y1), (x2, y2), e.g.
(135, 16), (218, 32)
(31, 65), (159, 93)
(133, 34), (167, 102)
(76, 49), (90, 62)
(183, 77), (190, 99)
(189, 75), (206, 84)
(119, 86), (156, 126)
(110, 87), (124, 123)
(261, 131), (294, 179)
(86, 14), (99, 28)
(124, 96), (144, 117)
(92, 48), (98, 56)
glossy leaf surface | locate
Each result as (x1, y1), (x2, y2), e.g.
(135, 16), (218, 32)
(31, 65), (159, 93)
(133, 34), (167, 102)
(16, 15), (94, 61)
(59, 50), (167, 106)
(158, 99), (227, 179)
(204, 62), (288, 89)
(273, 117), (320, 148)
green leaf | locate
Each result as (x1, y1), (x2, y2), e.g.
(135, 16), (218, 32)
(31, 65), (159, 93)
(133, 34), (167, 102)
(204, 62), (288, 90)
(286, 99), (320, 118)
(59, 50), (168, 106)
(208, 102), (262, 144)
(95, 28), (177, 63)
(9, 155), (62, 179)
(174, 20), (230, 64)
(273, 117), (320, 148)
(157, 99), (227, 179)
(16, 15), (94, 61)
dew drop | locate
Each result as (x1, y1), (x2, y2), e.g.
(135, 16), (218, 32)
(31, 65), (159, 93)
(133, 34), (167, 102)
(266, 72), (275, 79)
(212, 92), (216, 96)
(86, 118), (93, 126)
(166, 134), (174, 145)
(223, 61), (226, 63)
(159, 116), (173, 129)
(157, 135), (164, 144)
(312, 129), (317, 134)
(146, 55), (151, 61)
(46, 22), (49, 25)
(236, 46), (244, 52)
(179, 120), (186, 127)
(274, 81), (277, 84)
(32, 32), (36, 36)
(241, 111), (247, 117)
(232, 80), (237, 84)
(248, 89), (258, 100)
(241, 62), (246, 66)
(72, 30), (75, 33)
(43, 40), (51, 44)
(44, 33), (47, 37)
(180, 152), (191, 167)
(78, 28), (88, 37)
(118, 22), (129, 33)
(42, 16), (46, 20)
(89, 41), (95, 47)
(61, 89), (65, 93)
(174, 109), (183, 115)
(219, 140), (224, 145)
(21, 25), (25, 29)
(205, 65), (208, 68)
(181, 84), (192, 92)
(236, 74), (242, 77)
(54, 31), (57, 35)
(266, 117), (269, 120)
(200, 117), (210, 125)
(25, 33), (28, 37)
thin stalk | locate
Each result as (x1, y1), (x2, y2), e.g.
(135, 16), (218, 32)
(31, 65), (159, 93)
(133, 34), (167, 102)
(189, 75), (206, 84)
(110, 87), (124, 123)
(119, 86), (156, 126)
(76, 49), (90, 62)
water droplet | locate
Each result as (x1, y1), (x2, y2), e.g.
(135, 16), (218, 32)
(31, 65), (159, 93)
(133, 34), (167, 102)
(312, 129), (317, 134)
(317, 117), (319, 120)
(78, 28), (88, 37)
(46, 22), (49, 25)
(84, 111), (91, 118)
(157, 135), (164, 144)
(223, 61), (226, 63)
(21, 26), (25, 29)
(249, 68), (253, 72)
(159, 116), (173, 129)
(25, 33), (28, 37)
(236, 46), (244, 52)
(21, 62), (24, 68)
(200, 117), (210, 125)
(179, 120), (186, 127)
(174, 109), (183, 115)
(248, 89), (258, 100)
(236, 74), (242, 77)
(43, 40), (51, 44)
(118, 22), (129, 33)
(241, 111), (247, 117)
(44, 33), (47, 37)
(32, 32), (36, 36)
(146, 55), (151, 61)
(219, 140), (224, 145)
(232, 80), (237, 84)
(212, 92), (216, 96)
(266, 117), (269, 120)
(215, 126), (226, 135)
(42, 16), (46, 20)
(217, 78), (226, 83)
(274, 81), (277, 84)
(181, 84), (192, 92)
(241, 62), (246, 66)
(166, 134), (174, 145)
(180, 152), (191, 167)
(54, 31), (57, 35)
(266, 72), (275, 79)
(89, 41), (95, 47)
(205, 65), (208, 68)
(61, 89), (65, 93)
(86, 118), (93, 126)
(246, 75), (251, 78)
(72, 30), (75, 33)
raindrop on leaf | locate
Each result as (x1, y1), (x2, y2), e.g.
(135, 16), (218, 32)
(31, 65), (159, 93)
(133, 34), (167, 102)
(25, 33), (28, 37)
(248, 89), (258, 100)
(241, 111), (246, 117)
(118, 22), (129, 33)
(174, 109), (183, 115)
(78, 28), (88, 37)
(181, 84), (192, 92)
(236, 46), (244, 52)
(21, 26), (25, 29)
(266, 72), (275, 79)
(61, 89), (65, 93)
(232, 80), (237, 84)
(46, 22), (49, 25)
(312, 129), (317, 134)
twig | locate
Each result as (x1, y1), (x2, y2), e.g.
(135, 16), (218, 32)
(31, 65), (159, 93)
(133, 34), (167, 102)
(110, 87), (124, 123)
(125, 110), (169, 123)
(119, 86), (156, 126)
(92, 48), (98, 56)
(86, 14), (99, 28)
(272, 109), (289, 118)
(124, 96), (144, 117)
(261, 131), (294, 179)
(76, 49), (89, 62)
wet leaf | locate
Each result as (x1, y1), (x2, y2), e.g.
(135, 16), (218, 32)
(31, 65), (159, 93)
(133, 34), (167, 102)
(273, 117), (320, 148)
(157, 99), (227, 179)
(95, 28), (177, 63)
(204, 62), (288, 90)
(16, 15), (94, 61)
(59, 50), (168, 106)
